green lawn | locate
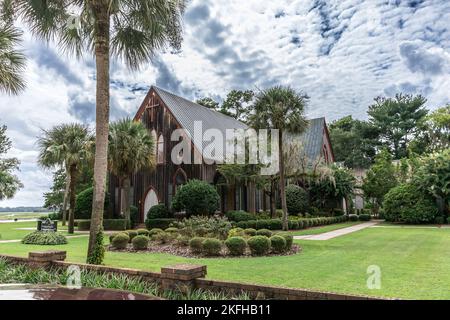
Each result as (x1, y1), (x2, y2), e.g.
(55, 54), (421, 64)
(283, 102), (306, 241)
(1, 222), (449, 299)
(0, 212), (50, 221)
(0, 221), (77, 241)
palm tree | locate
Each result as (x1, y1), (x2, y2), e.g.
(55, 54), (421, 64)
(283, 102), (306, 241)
(37, 124), (93, 234)
(249, 86), (308, 230)
(0, 22), (25, 94)
(3, 0), (186, 260)
(108, 118), (154, 224)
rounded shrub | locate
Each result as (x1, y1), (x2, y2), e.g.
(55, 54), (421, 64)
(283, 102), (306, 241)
(132, 235), (149, 250)
(151, 231), (170, 244)
(126, 230), (138, 242)
(288, 220), (299, 230)
(224, 236), (247, 255)
(269, 235), (286, 253)
(171, 179), (219, 216)
(286, 185), (309, 214)
(147, 204), (169, 219)
(283, 234), (294, 251)
(109, 233), (118, 244)
(348, 214), (358, 222)
(383, 183), (438, 224)
(148, 228), (164, 236)
(136, 229), (150, 236)
(228, 227), (245, 238)
(189, 237), (206, 254)
(165, 227), (179, 233)
(247, 236), (271, 255)
(22, 231), (68, 245)
(202, 238), (222, 256)
(256, 229), (272, 237)
(111, 233), (130, 249)
(244, 228), (257, 236)
(74, 187), (109, 219)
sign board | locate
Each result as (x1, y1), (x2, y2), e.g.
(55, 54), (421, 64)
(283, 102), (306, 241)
(37, 218), (57, 232)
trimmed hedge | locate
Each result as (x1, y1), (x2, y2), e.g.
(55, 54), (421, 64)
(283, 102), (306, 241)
(148, 228), (164, 236)
(136, 228), (149, 236)
(77, 219), (128, 231)
(236, 216), (347, 230)
(283, 234), (293, 251)
(22, 231), (67, 245)
(147, 204), (169, 219)
(358, 214), (371, 221)
(247, 236), (271, 255)
(348, 214), (358, 222)
(225, 210), (254, 222)
(145, 218), (176, 230)
(224, 236), (247, 255)
(126, 230), (138, 242)
(256, 229), (272, 237)
(132, 235), (149, 250)
(244, 228), (257, 236)
(172, 179), (220, 216)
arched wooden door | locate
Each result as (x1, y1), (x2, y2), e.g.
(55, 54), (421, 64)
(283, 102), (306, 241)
(143, 188), (158, 218)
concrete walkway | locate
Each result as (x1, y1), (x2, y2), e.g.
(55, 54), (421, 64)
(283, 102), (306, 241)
(294, 221), (379, 240)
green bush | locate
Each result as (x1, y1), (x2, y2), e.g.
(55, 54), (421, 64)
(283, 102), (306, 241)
(202, 238), (222, 256)
(175, 235), (191, 247)
(435, 216), (445, 224)
(236, 220), (257, 229)
(358, 214), (371, 221)
(283, 234), (294, 251)
(256, 229), (272, 237)
(74, 187), (109, 219)
(136, 228), (149, 236)
(244, 228), (257, 236)
(348, 214), (358, 221)
(247, 236), (271, 255)
(225, 210), (254, 222)
(147, 204), (169, 219)
(145, 218), (176, 230)
(22, 231), (67, 245)
(132, 235), (149, 250)
(286, 185), (309, 214)
(172, 216), (231, 240)
(189, 237), (206, 254)
(333, 208), (344, 216)
(148, 228), (164, 236)
(165, 227), (178, 233)
(109, 233), (118, 244)
(111, 233), (129, 249)
(125, 230), (138, 242)
(288, 220), (299, 230)
(151, 231), (170, 244)
(130, 205), (139, 228)
(224, 236), (247, 255)
(171, 179), (219, 216)
(269, 235), (286, 253)
(383, 183), (438, 224)
(228, 227), (245, 238)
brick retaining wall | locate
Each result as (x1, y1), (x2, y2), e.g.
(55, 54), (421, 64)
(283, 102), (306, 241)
(0, 252), (389, 300)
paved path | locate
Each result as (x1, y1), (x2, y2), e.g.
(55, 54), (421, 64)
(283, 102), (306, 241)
(294, 221), (379, 240)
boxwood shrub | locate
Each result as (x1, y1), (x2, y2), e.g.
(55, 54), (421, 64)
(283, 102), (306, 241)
(358, 214), (371, 221)
(228, 227), (245, 238)
(132, 235), (149, 250)
(269, 235), (286, 253)
(244, 228), (257, 236)
(189, 237), (206, 254)
(148, 228), (164, 236)
(283, 234), (294, 251)
(202, 238), (222, 256)
(247, 236), (271, 255)
(171, 179), (220, 216)
(111, 233), (129, 249)
(136, 228), (150, 236)
(224, 236), (247, 255)
(256, 229), (272, 237)
(348, 214), (358, 221)
(22, 231), (68, 245)
(77, 219), (127, 231)
(125, 230), (138, 242)
(225, 210), (254, 222)
(145, 218), (176, 230)
(147, 204), (169, 219)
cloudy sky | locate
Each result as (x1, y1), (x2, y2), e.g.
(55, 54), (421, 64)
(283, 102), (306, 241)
(1, 0), (449, 207)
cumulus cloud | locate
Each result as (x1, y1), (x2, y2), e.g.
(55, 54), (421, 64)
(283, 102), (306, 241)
(1, 0), (450, 207)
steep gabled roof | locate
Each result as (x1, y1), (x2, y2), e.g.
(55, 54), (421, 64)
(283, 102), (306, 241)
(152, 86), (248, 151)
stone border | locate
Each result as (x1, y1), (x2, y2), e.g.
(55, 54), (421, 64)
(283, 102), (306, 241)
(0, 251), (393, 300)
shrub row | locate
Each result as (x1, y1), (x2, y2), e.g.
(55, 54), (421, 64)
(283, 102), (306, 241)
(22, 231), (68, 245)
(189, 234), (294, 256)
(348, 214), (371, 222)
(77, 219), (128, 231)
(144, 218), (176, 230)
(236, 216), (348, 230)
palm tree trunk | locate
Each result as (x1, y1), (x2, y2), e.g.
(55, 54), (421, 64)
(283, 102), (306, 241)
(278, 130), (288, 231)
(61, 169), (70, 226)
(269, 181), (276, 218)
(68, 164), (78, 234)
(88, 2), (110, 261)
(123, 177), (131, 226)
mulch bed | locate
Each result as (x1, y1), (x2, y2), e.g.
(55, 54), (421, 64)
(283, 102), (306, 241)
(107, 242), (301, 259)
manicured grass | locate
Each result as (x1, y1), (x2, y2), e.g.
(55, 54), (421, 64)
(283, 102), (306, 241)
(0, 212), (49, 221)
(282, 221), (362, 236)
(1, 223), (450, 299)
(0, 221), (77, 241)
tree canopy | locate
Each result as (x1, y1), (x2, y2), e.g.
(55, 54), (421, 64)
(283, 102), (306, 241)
(0, 124), (22, 200)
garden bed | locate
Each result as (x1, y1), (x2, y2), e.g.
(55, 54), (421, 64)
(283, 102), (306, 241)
(107, 241), (301, 258)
